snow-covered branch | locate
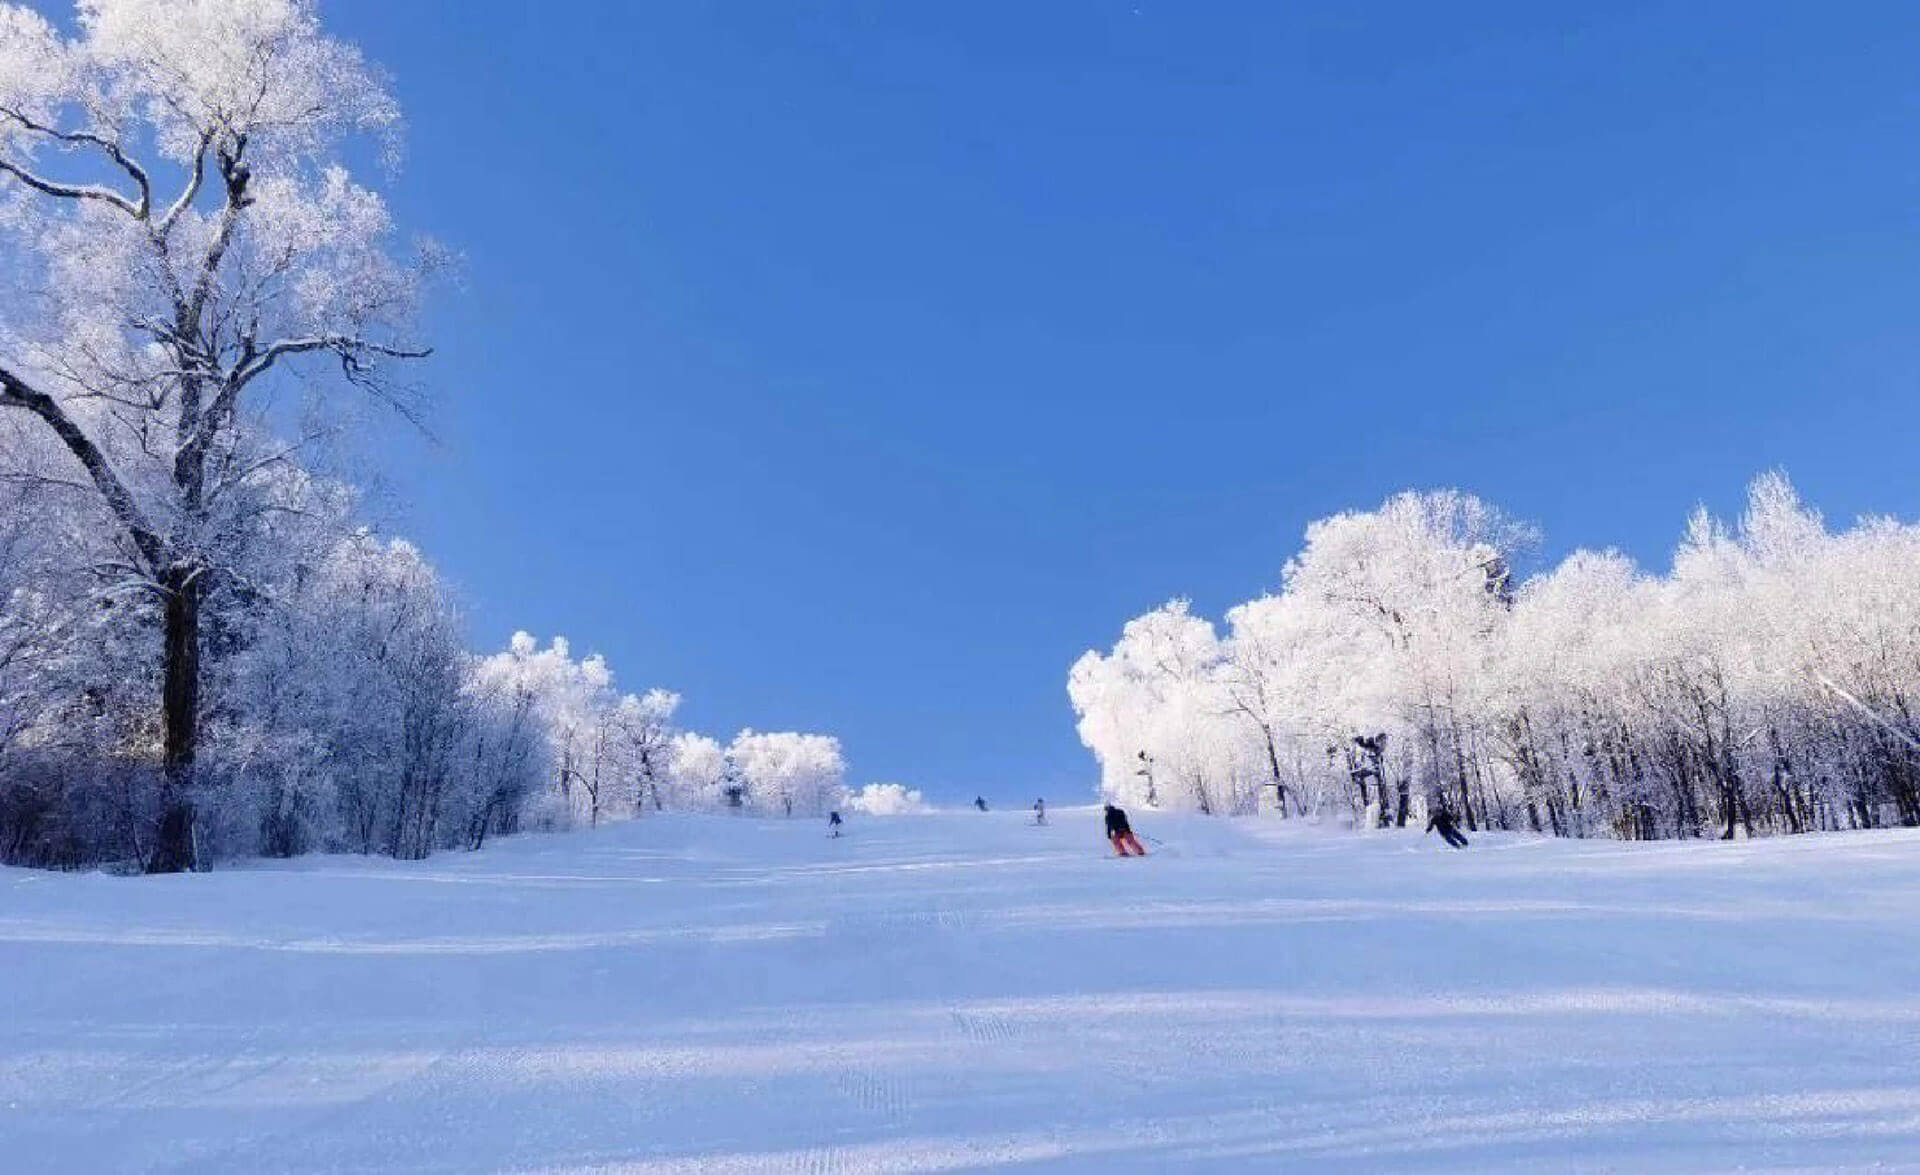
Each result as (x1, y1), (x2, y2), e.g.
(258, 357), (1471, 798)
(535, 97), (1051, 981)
(0, 363), (163, 572)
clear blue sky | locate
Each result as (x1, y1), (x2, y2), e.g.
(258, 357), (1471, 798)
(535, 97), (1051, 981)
(329, 0), (1920, 803)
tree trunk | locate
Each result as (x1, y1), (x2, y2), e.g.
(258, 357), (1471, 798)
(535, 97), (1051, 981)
(1260, 729), (1289, 818)
(149, 566), (202, 873)
(1449, 721), (1477, 832)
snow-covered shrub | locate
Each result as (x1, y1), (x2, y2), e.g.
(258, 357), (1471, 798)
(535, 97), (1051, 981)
(845, 782), (930, 816)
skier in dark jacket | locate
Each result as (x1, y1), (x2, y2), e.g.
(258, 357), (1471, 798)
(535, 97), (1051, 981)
(1104, 803), (1146, 856)
(974, 796), (989, 812)
(1426, 807), (1469, 849)
(1033, 797), (1046, 825)
(827, 811), (843, 838)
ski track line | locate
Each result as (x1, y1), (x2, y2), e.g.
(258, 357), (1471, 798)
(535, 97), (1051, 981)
(93, 1044), (269, 1112)
(831, 1066), (912, 1121)
(789, 1143), (843, 1175)
(152, 1028), (511, 1175)
(947, 1009), (1017, 1045)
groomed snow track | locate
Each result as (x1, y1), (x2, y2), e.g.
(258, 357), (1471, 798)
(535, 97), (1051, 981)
(5, 809), (1920, 1172)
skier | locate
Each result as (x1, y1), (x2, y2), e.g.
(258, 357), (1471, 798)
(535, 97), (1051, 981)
(1033, 797), (1046, 825)
(1104, 803), (1146, 856)
(827, 810), (843, 838)
(1425, 807), (1469, 849)
(974, 796), (989, 812)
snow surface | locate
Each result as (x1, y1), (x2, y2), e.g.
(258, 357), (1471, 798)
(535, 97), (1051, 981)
(6, 810), (1920, 1172)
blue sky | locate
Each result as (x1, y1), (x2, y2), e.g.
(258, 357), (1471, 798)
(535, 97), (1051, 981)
(327, 0), (1920, 803)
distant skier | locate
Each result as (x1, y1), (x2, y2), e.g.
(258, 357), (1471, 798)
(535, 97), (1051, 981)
(974, 796), (989, 812)
(1033, 798), (1046, 825)
(1104, 803), (1146, 857)
(827, 811), (843, 838)
(1426, 807), (1469, 849)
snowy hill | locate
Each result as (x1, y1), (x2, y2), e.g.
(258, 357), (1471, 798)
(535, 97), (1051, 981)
(6, 810), (1920, 1172)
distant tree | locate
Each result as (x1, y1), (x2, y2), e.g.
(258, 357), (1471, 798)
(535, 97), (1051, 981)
(727, 729), (846, 817)
(845, 782), (929, 815)
(663, 731), (729, 810)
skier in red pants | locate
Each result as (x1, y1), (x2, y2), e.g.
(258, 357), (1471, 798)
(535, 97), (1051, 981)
(1104, 803), (1146, 856)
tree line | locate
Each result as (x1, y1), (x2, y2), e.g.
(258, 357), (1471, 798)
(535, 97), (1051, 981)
(1070, 474), (1920, 841)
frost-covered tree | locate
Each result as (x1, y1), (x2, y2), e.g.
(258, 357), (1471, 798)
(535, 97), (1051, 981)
(0, 0), (432, 870)
(612, 688), (680, 815)
(468, 635), (648, 829)
(1281, 491), (1533, 828)
(727, 729), (846, 817)
(225, 532), (470, 859)
(1073, 495), (1533, 823)
(662, 731), (728, 810)
(1067, 600), (1251, 813)
(457, 637), (854, 829)
(1071, 474), (1920, 842)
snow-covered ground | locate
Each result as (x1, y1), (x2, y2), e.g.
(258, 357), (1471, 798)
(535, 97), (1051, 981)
(5, 810), (1920, 1173)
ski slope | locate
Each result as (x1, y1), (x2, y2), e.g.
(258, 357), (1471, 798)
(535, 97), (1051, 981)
(5, 809), (1920, 1172)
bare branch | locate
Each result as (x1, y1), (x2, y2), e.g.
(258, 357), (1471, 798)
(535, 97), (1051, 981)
(232, 334), (431, 389)
(0, 469), (96, 496)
